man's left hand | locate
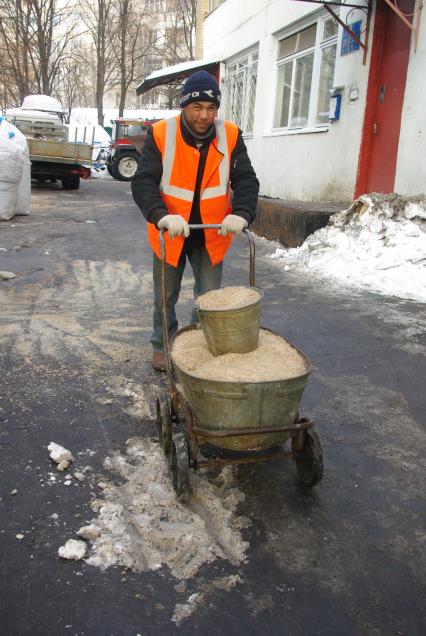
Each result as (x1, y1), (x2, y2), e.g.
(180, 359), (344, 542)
(218, 214), (248, 236)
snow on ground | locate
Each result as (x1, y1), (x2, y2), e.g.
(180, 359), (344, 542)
(70, 107), (179, 127)
(54, 379), (248, 623)
(85, 436), (249, 580)
(90, 167), (113, 180)
(270, 193), (426, 303)
(67, 124), (111, 145)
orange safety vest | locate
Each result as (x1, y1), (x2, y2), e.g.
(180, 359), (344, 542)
(148, 114), (239, 267)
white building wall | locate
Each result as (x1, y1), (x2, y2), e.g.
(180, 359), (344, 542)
(204, 0), (372, 201)
(395, 1), (426, 194)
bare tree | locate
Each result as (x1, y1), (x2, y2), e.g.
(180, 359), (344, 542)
(0, 0), (35, 104)
(54, 51), (92, 121)
(175, 0), (197, 61)
(161, 0), (197, 63)
(113, 0), (159, 116)
(30, 0), (80, 95)
(0, 0), (80, 106)
(81, 0), (118, 126)
(150, 0), (197, 109)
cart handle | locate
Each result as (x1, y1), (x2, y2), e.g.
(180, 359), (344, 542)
(160, 224), (255, 287)
(159, 223), (256, 380)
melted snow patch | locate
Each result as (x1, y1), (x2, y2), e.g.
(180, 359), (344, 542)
(0, 271), (16, 280)
(106, 376), (152, 419)
(85, 436), (249, 579)
(172, 575), (242, 625)
(270, 193), (426, 302)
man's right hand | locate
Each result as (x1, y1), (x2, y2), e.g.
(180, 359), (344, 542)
(157, 214), (190, 238)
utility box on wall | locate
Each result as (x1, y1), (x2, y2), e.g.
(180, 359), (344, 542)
(329, 86), (344, 122)
(329, 93), (342, 121)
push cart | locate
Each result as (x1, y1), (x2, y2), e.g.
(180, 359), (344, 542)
(156, 224), (323, 499)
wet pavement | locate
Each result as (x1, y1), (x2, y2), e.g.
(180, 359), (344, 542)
(0, 178), (425, 636)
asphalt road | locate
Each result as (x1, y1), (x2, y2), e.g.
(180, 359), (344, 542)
(1, 178), (425, 636)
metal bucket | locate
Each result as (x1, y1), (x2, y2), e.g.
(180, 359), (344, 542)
(171, 326), (311, 451)
(196, 287), (263, 356)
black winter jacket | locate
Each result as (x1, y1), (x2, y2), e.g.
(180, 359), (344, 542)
(131, 116), (259, 240)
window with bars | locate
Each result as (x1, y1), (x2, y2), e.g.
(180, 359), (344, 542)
(220, 51), (258, 134)
(273, 16), (338, 130)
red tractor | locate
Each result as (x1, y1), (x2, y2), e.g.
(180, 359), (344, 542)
(106, 117), (160, 181)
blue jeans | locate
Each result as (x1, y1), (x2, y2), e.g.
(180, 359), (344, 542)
(151, 246), (223, 352)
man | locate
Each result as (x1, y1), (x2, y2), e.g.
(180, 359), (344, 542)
(131, 70), (259, 371)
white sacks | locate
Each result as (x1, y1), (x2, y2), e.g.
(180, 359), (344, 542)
(0, 138), (22, 220)
(16, 156), (31, 216)
(0, 117), (31, 220)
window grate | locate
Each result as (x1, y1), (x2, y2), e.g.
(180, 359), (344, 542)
(220, 59), (258, 134)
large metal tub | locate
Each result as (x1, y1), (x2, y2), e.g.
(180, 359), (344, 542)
(171, 326), (311, 451)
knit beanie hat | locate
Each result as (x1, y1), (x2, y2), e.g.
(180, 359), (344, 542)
(180, 70), (221, 108)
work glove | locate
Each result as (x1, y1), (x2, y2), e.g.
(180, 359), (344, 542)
(218, 214), (248, 237)
(158, 214), (190, 238)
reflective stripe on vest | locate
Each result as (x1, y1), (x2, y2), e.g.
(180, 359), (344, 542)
(148, 115), (238, 267)
(160, 117), (229, 202)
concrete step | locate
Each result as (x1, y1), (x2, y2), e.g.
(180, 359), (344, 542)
(251, 196), (351, 247)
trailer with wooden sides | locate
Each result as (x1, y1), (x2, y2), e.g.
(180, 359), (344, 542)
(6, 111), (93, 190)
(26, 137), (93, 190)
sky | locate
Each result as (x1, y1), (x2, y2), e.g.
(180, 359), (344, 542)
(269, 194), (426, 304)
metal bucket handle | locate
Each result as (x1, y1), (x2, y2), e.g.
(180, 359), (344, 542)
(159, 223), (256, 380)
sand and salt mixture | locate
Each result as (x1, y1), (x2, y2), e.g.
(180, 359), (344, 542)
(196, 286), (261, 311)
(172, 328), (307, 382)
(85, 436), (249, 579)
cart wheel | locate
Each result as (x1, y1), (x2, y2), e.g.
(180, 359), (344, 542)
(156, 395), (172, 457)
(170, 432), (190, 500)
(295, 428), (324, 486)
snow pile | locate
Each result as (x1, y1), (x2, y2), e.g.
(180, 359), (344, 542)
(77, 524), (101, 540)
(48, 442), (74, 464)
(85, 436), (249, 579)
(58, 539), (87, 560)
(48, 442), (74, 471)
(271, 193), (426, 302)
(0, 271), (16, 280)
(21, 94), (63, 114)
